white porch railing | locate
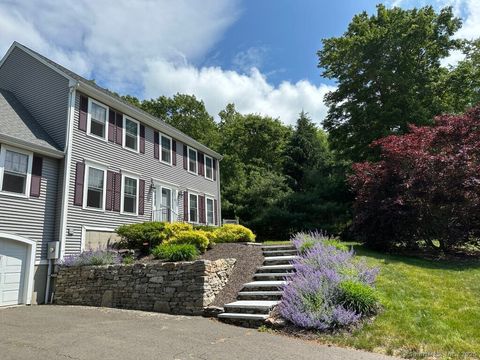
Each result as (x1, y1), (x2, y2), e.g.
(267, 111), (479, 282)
(151, 206), (178, 223)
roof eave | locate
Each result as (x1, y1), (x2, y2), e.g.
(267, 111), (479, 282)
(0, 133), (64, 159)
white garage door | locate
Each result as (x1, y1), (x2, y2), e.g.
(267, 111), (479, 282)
(0, 238), (27, 306)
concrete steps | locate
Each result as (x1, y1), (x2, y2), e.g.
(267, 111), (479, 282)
(218, 243), (297, 327)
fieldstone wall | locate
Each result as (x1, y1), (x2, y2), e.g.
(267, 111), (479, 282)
(54, 259), (235, 315)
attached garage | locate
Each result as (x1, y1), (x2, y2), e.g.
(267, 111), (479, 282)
(0, 233), (36, 306)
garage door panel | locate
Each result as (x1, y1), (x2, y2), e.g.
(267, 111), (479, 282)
(0, 238), (27, 306)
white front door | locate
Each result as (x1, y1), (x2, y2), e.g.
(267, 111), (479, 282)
(154, 186), (174, 222)
(0, 238), (27, 306)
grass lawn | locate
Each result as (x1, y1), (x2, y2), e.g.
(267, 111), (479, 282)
(316, 244), (480, 359)
(262, 240), (292, 245)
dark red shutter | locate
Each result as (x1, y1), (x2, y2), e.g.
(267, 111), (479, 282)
(113, 172), (121, 212)
(79, 95), (88, 131)
(213, 159), (217, 181)
(214, 199), (218, 225)
(115, 112), (123, 145)
(172, 140), (177, 166)
(74, 162), (85, 206)
(154, 132), (159, 159)
(108, 110), (116, 142)
(183, 145), (188, 170)
(198, 153), (205, 176)
(183, 191), (189, 221)
(106, 171), (114, 211)
(140, 125), (145, 154)
(30, 156), (43, 197)
(139, 179), (145, 215)
(199, 195), (206, 224)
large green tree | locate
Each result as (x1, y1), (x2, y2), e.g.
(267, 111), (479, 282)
(318, 5), (463, 161)
(123, 93), (220, 150)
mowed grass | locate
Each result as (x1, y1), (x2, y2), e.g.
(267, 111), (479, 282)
(262, 240), (292, 245)
(317, 244), (480, 359)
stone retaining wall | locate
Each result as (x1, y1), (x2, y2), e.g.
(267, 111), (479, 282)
(54, 259), (235, 315)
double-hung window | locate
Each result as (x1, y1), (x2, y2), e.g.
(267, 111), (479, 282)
(122, 174), (138, 215)
(88, 99), (108, 140)
(0, 146), (32, 196)
(204, 155), (213, 180)
(189, 193), (198, 223)
(161, 134), (172, 165)
(123, 116), (139, 152)
(206, 197), (214, 225)
(84, 165), (106, 210)
(188, 147), (197, 174)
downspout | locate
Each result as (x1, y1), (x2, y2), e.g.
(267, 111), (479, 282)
(217, 159), (222, 225)
(45, 82), (78, 304)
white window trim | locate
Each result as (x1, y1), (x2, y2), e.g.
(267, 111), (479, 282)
(82, 162), (107, 212)
(206, 196), (215, 225)
(122, 115), (140, 153)
(120, 172), (139, 216)
(187, 146), (198, 175)
(81, 225), (116, 252)
(0, 144), (33, 198)
(160, 133), (173, 166)
(87, 98), (109, 142)
(204, 154), (214, 181)
(188, 191), (199, 224)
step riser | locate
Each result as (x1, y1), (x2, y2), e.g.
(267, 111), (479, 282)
(218, 317), (266, 328)
(253, 274), (291, 281)
(263, 250), (297, 256)
(263, 259), (295, 265)
(242, 286), (284, 292)
(237, 294), (282, 301)
(256, 268), (294, 274)
(223, 306), (273, 315)
(261, 245), (294, 250)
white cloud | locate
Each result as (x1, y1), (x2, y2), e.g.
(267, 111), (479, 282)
(144, 61), (335, 124)
(0, 0), (334, 125)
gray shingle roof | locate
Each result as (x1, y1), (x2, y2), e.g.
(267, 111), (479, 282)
(0, 89), (61, 152)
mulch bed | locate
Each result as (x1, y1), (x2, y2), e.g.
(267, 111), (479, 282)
(199, 243), (264, 307)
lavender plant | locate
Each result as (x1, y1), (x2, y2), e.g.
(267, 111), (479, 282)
(278, 231), (380, 330)
(59, 249), (121, 267)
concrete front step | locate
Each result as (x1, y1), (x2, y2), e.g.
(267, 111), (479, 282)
(261, 244), (295, 250)
(263, 255), (299, 265)
(217, 312), (269, 328)
(257, 264), (295, 273)
(224, 300), (279, 314)
(237, 290), (283, 300)
(253, 272), (293, 280)
(263, 249), (298, 256)
(242, 280), (287, 292)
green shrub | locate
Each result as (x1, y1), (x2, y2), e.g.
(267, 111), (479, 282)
(193, 225), (217, 232)
(152, 243), (199, 262)
(163, 222), (193, 239)
(324, 238), (349, 252)
(299, 239), (315, 253)
(337, 280), (379, 315)
(167, 230), (210, 252)
(116, 222), (167, 249)
(122, 254), (135, 265)
(214, 224), (256, 243)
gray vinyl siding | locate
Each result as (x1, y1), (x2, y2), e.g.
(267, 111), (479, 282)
(0, 144), (59, 261)
(64, 93), (220, 255)
(0, 47), (69, 149)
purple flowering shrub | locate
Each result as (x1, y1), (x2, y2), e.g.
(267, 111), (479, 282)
(278, 231), (380, 330)
(59, 249), (121, 267)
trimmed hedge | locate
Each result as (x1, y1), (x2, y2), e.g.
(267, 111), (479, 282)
(214, 224), (256, 243)
(116, 222), (167, 249)
(167, 230), (210, 253)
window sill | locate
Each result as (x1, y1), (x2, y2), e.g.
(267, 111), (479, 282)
(81, 206), (106, 213)
(160, 160), (173, 167)
(187, 170), (198, 176)
(0, 191), (30, 199)
(120, 211), (139, 217)
(122, 146), (140, 154)
(86, 132), (108, 143)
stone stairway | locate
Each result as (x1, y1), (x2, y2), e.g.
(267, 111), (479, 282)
(218, 244), (297, 327)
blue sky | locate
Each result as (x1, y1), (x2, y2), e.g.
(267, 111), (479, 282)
(0, 0), (477, 125)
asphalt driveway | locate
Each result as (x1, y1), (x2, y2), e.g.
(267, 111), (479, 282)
(0, 305), (397, 360)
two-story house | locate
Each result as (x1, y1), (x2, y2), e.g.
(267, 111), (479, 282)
(0, 42), (222, 307)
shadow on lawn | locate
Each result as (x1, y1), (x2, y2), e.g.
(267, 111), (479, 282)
(348, 243), (480, 271)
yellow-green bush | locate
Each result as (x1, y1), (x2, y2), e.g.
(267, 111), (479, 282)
(214, 224), (256, 243)
(163, 222), (193, 239)
(167, 230), (210, 252)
